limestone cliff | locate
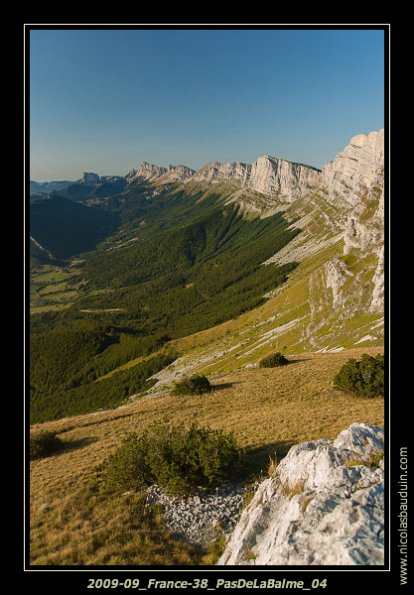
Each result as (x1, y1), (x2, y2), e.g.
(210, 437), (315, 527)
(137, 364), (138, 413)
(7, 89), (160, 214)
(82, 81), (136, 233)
(191, 157), (321, 201)
(248, 156), (321, 200)
(323, 130), (384, 207)
(126, 162), (195, 184)
(126, 162), (167, 183)
(126, 130), (384, 360)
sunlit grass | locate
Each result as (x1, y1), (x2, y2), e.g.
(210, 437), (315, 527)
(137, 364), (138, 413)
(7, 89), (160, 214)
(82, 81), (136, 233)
(30, 347), (383, 566)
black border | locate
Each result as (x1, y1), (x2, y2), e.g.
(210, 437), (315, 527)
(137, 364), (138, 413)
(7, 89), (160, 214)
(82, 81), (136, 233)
(21, 21), (402, 593)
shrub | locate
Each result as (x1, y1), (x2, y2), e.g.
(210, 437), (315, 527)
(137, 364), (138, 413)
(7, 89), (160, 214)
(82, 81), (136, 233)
(172, 375), (212, 395)
(334, 354), (384, 397)
(30, 431), (63, 460)
(259, 352), (289, 368)
(103, 422), (245, 496)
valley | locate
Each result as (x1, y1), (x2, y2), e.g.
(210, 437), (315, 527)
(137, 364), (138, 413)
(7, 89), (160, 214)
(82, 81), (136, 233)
(30, 130), (384, 423)
(29, 129), (385, 566)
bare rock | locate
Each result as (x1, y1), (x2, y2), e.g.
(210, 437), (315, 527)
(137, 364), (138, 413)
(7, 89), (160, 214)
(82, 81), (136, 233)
(248, 156), (321, 200)
(127, 162), (195, 184)
(323, 129), (384, 205)
(192, 161), (250, 184)
(218, 423), (384, 566)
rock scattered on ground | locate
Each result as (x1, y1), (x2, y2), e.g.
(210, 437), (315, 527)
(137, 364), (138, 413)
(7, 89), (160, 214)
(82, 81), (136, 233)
(145, 483), (250, 546)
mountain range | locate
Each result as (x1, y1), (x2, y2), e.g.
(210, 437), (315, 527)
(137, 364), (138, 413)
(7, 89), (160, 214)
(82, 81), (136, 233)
(30, 129), (384, 422)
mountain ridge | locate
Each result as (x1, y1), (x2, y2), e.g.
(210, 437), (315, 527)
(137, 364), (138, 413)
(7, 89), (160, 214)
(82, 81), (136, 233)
(30, 128), (384, 420)
(31, 129), (383, 208)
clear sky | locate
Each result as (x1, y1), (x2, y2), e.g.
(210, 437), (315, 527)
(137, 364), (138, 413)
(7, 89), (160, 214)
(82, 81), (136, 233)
(30, 28), (385, 181)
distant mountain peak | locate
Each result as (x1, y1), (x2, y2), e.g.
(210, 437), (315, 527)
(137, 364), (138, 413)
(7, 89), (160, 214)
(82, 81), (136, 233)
(191, 155), (321, 201)
(126, 162), (195, 184)
(81, 172), (101, 185)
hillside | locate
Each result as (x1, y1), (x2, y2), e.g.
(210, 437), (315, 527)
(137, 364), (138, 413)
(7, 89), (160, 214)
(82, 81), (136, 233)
(29, 130), (384, 422)
(30, 195), (119, 260)
(30, 348), (383, 566)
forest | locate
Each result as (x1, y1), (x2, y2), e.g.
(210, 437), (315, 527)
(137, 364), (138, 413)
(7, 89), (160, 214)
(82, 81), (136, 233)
(30, 182), (299, 422)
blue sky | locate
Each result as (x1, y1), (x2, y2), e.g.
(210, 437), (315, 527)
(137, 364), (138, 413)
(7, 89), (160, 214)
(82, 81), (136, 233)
(30, 29), (385, 181)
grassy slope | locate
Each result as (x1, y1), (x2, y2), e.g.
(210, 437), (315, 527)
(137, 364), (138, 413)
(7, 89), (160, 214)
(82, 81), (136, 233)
(142, 241), (382, 388)
(30, 347), (383, 566)
(148, 184), (383, 383)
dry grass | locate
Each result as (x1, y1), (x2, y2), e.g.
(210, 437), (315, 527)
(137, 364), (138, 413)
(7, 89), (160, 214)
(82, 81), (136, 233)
(30, 347), (384, 566)
(344, 451), (384, 468)
(280, 480), (305, 499)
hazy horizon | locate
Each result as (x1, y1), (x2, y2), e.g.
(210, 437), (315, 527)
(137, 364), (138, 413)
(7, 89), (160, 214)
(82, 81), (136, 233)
(30, 28), (384, 182)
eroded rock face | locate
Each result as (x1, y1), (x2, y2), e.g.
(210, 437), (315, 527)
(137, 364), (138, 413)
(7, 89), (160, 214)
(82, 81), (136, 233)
(192, 161), (251, 184)
(323, 130), (384, 206)
(192, 157), (321, 200)
(249, 156), (321, 200)
(164, 164), (196, 182)
(126, 162), (167, 183)
(218, 423), (384, 566)
(127, 162), (195, 184)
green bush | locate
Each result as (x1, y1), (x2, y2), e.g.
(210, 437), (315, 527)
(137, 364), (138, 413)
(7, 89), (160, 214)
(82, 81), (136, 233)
(259, 352), (289, 368)
(103, 422), (245, 496)
(172, 375), (212, 395)
(334, 354), (384, 397)
(30, 431), (63, 460)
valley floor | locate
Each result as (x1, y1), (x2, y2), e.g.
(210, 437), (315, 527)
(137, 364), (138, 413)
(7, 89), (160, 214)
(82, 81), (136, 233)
(30, 347), (384, 566)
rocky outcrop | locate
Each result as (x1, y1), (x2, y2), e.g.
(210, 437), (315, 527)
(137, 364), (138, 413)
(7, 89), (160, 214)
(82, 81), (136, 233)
(192, 157), (321, 201)
(324, 257), (352, 309)
(126, 162), (167, 183)
(218, 423), (384, 566)
(192, 161), (251, 184)
(323, 130), (384, 206)
(127, 131), (384, 208)
(81, 172), (101, 185)
(248, 156), (321, 200)
(127, 162), (195, 184)
(159, 164), (196, 183)
(370, 248), (384, 313)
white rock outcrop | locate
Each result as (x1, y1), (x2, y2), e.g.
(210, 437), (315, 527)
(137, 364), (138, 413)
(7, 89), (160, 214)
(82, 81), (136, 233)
(163, 164), (196, 182)
(126, 162), (167, 183)
(218, 423), (384, 566)
(192, 157), (321, 201)
(248, 156), (321, 200)
(126, 162), (195, 184)
(324, 258), (352, 309)
(192, 161), (251, 184)
(323, 129), (384, 206)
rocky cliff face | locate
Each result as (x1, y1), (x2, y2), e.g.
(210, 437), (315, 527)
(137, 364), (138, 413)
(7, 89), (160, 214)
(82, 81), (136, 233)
(218, 423), (384, 566)
(323, 131), (384, 316)
(249, 156), (321, 200)
(126, 162), (195, 184)
(192, 157), (321, 201)
(128, 155), (322, 202)
(192, 161), (251, 184)
(161, 164), (196, 183)
(131, 130), (384, 378)
(126, 162), (167, 183)
(126, 132), (383, 209)
(323, 130), (384, 206)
